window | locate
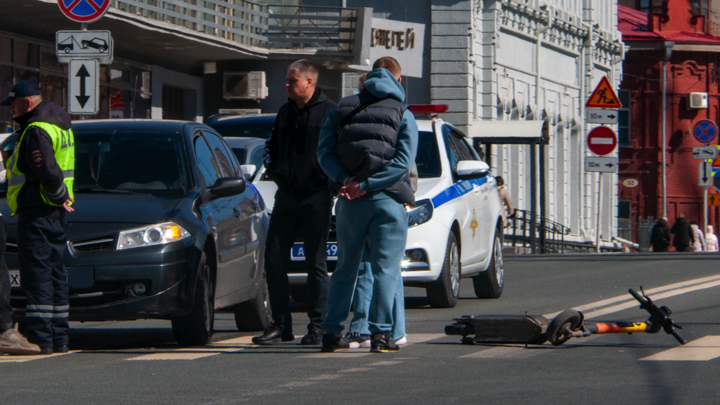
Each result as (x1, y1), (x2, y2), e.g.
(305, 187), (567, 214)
(618, 90), (631, 146)
(451, 130), (477, 161)
(415, 131), (442, 178)
(203, 130), (237, 177)
(194, 135), (221, 187)
(618, 200), (632, 219)
(442, 125), (462, 171)
(250, 147), (264, 174)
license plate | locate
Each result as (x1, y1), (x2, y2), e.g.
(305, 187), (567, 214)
(69, 267), (94, 289)
(291, 243), (338, 261)
(8, 270), (20, 288)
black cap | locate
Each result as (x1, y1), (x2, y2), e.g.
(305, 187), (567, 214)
(1, 80), (41, 106)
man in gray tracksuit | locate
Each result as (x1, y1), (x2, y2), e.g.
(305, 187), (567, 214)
(317, 57), (418, 352)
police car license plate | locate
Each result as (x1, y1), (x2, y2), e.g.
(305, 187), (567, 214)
(291, 243), (338, 261)
(8, 270), (20, 288)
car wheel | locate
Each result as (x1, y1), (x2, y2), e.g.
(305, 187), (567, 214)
(426, 232), (460, 308)
(64, 48), (70, 53)
(171, 252), (214, 346)
(234, 269), (272, 332)
(473, 229), (504, 298)
(546, 309), (584, 346)
(99, 47), (106, 52)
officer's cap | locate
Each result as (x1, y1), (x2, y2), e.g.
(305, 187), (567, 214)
(1, 80), (42, 106)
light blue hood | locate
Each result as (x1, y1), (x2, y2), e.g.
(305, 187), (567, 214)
(362, 68), (405, 103)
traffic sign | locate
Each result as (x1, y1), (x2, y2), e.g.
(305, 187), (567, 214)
(585, 76), (622, 109)
(709, 193), (720, 207)
(587, 126), (618, 156)
(585, 157), (617, 173)
(693, 146), (718, 160)
(69, 59), (98, 115)
(56, 31), (113, 64)
(58, 0), (110, 23)
(699, 161), (712, 187)
(692, 119), (718, 144)
(587, 109), (618, 125)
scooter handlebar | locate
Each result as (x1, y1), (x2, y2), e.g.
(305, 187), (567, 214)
(629, 288), (647, 304)
(669, 329), (687, 345)
(629, 287), (687, 345)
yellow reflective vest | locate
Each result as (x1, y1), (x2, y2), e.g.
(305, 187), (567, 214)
(6, 121), (75, 216)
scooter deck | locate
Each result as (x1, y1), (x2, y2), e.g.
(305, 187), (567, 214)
(446, 314), (550, 345)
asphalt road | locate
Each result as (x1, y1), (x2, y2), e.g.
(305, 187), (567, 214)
(3, 253), (720, 405)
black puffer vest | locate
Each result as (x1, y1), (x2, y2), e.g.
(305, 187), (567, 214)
(335, 93), (415, 205)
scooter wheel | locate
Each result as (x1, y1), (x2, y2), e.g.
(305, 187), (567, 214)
(546, 310), (583, 346)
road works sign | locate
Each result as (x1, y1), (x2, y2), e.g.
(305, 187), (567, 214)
(56, 31), (113, 64)
(693, 119), (718, 144)
(69, 59), (98, 115)
(587, 126), (618, 156)
(58, 0), (111, 23)
(585, 76), (622, 109)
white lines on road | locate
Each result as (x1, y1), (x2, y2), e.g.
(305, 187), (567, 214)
(641, 336), (720, 362)
(0, 351), (74, 363)
(299, 333), (446, 359)
(126, 352), (220, 361)
(543, 274), (720, 320)
(460, 346), (548, 359)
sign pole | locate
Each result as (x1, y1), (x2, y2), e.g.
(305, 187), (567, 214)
(596, 173), (603, 254)
(705, 186), (708, 248)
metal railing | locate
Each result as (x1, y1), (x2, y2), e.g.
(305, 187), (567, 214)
(109, 0), (360, 53)
(505, 209), (624, 254)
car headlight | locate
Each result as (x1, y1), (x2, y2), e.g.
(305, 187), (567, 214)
(117, 222), (190, 250)
(407, 199), (433, 227)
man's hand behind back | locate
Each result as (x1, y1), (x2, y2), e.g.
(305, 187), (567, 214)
(340, 178), (366, 200)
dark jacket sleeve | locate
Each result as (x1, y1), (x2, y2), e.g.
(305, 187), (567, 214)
(23, 127), (69, 205)
(264, 113), (281, 172)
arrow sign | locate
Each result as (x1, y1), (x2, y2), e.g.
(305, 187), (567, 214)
(587, 108), (619, 125)
(585, 157), (618, 173)
(709, 193), (720, 207)
(700, 161), (713, 187)
(69, 59), (98, 115)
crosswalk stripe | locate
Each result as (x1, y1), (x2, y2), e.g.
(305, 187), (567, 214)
(126, 352), (220, 361)
(641, 336), (720, 361)
(459, 346), (548, 359)
(0, 352), (73, 363)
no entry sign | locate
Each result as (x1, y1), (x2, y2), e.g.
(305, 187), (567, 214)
(693, 119), (718, 144)
(587, 126), (617, 156)
(58, 0), (110, 23)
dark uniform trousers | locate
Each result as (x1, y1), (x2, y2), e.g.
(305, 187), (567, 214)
(0, 216), (13, 333)
(265, 188), (332, 334)
(18, 213), (69, 348)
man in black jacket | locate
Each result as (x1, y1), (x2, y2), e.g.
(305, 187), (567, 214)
(252, 60), (335, 345)
(671, 214), (694, 252)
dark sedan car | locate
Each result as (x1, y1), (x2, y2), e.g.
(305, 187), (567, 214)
(206, 114), (275, 139)
(4, 120), (270, 345)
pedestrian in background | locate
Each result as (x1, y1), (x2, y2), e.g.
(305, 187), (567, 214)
(706, 225), (719, 252)
(2, 80), (75, 355)
(650, 217), (670, 253)
(253, 60), (335, 346)
(670, 214), (694, 252)
(690, 221), (705, 252)
(318, 57), (418, 353)
(495, 176), (515, 226)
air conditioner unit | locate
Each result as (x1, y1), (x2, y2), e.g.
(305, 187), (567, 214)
(687, 92), (708, 109)
(223, 71), (268, 100)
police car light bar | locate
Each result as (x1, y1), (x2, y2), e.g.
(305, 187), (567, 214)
(408, 104), (448, 114)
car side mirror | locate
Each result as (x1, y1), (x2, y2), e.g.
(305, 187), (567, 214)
(240, 164), (257, 180)
(209, 177), (246, 198)
(456, 160), (490, 180)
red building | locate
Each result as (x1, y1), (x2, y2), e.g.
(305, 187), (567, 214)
(618, 0), (720, 245)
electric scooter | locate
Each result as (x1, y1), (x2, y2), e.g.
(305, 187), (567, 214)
(445, 287), (687, 346)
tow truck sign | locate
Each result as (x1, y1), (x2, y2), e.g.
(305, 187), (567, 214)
(56, 31), (113, 64)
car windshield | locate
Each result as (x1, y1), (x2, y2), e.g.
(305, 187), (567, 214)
(73, 132), (192, 196)
(416, 131), (442, 178)
(209, 119), (274, 139)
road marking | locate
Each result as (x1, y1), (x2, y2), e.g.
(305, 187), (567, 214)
(460, 346), (548, 359)
(299, 333), (446, 358)
(126, 352), (219, 361)
(641, 336), (720, 361)
(0, 352), (73, 363)
(543, 274), (720, 319)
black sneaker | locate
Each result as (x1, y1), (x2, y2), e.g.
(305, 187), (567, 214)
(251, 327), (295, 345)
(370, 333), (399, 353)
(39, 347), (54, 355)
(54, 345), (69, 354)
(321, 333), (350, 352)
(300, 327), (323, 346)
(343, 332), (371, 349)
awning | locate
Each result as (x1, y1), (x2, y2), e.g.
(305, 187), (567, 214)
(468, 120), (545, 144)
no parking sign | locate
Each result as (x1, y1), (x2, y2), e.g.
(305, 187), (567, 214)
(693, 119), (718, 144)
(57, 0), (110, 23)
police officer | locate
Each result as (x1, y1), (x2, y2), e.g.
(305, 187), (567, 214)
(1, 80), (75, 355)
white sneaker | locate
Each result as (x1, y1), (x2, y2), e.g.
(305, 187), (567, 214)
(393, 336), (407, 346)
(343, 332), (371, 349)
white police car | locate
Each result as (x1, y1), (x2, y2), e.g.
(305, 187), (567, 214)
(253, 105), (505, 308)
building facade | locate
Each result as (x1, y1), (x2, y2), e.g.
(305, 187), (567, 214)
(618, 0), (720, 246)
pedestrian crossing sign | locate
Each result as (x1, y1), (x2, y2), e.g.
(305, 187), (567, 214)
(585, 76), (622, 109)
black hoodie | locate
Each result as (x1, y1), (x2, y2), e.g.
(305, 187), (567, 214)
(670, 217), (694, 251)
(13, 100), (72, 216)
(264, 87), (335, 197)
(650, 218), (670, 252)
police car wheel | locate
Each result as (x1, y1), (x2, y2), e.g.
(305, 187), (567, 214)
(234, 268), (272, 332)
(426, 232), (460, 308)
(171, 252), (215, 346)
(473, 229), (504, 299)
